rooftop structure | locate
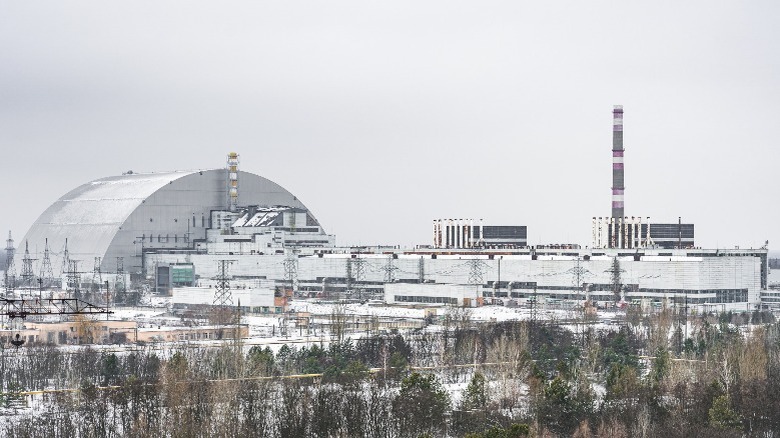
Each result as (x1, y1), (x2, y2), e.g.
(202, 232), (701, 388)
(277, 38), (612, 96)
(433, 219), (527, 249)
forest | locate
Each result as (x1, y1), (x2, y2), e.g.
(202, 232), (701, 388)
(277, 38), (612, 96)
(1, 308), (780, 437)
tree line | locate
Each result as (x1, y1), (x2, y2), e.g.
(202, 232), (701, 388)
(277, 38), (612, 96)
(2, 309), (780, 437)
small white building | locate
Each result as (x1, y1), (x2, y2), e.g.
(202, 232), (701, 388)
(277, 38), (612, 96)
(385, 283), (480, 307)
(172, 281), (285, 314)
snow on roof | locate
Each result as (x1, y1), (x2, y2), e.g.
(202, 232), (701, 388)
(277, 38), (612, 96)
(20, 170), (201, 271)
(52, 170), (199, 226)
(232, 206), (294, 228)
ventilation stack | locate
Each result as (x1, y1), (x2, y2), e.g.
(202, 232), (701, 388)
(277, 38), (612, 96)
(227, 152), (239, 212)
(612, 105), (624, 219)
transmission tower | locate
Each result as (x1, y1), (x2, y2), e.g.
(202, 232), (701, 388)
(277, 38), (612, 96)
(570, 256), (587, 300)
(383, 254), (398, 283)
(114, 257), (125, 298)
(345, 258), (353, 299)
(91, 257), (103, 303)
(39, 238), (55, 289)
(5, 231), (16, 294)
(20, 241), (36, 291)
(60, 238), (70, 278)
(345, 257), (366, 299)
(353, 257), (365, 300)
(467, 258), (486, 289)
(283, 252), (298, 296)
(67, 260), (81, 298)
(213, 260), (234, 307)
(606, 256), (623, 303)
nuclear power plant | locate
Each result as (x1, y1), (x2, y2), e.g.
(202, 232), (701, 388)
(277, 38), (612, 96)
(6, 109), (774, 312)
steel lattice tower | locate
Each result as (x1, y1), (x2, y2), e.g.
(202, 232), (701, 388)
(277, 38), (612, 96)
(283, 252), (298, 295)
(352, 257), (365, 299)
(114, 257), (125, 296)
(213, 260), (234, 307)
(467, 258), (485, 287)
(383, 255), (398, 283)
(20, 241), (36, 291)
(345, 258), (353, 298)
(345, 257), (366, 299)
(67, 260), (81, 298)
(60, 238), (70, 279)
(91, 257), (102, 303)
(5, 231), (16, 294)
(39, 238), (55, 289)
(569, 256), (587, 300)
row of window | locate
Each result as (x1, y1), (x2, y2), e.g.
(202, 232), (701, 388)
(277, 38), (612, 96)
(394, 295), (458, 305)
(483, 289), (749, 303)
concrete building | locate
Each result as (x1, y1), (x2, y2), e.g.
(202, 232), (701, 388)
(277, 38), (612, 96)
(147, 244), (768, 312)
(385, 283), (481, 307)
(0, 319), (249, 345)
(171, 280), (287, 314)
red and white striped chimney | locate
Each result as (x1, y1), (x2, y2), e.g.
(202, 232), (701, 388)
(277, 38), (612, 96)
(611, 105), (624, 219)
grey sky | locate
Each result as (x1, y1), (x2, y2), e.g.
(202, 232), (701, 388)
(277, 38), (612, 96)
(1, 1), (778, 253)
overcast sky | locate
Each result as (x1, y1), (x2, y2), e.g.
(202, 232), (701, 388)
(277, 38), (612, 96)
(1, 1), (778, 252)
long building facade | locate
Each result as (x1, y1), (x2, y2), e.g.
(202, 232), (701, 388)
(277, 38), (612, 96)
(146, 243), (768, 312)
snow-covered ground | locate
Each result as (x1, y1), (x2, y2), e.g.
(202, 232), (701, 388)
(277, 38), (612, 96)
(288, 298), (621, 323)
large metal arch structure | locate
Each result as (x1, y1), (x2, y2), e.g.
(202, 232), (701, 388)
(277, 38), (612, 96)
(19, 169), (318, 275)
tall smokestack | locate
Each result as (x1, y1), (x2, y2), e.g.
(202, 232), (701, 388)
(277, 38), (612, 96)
(612, 105), (624, 219)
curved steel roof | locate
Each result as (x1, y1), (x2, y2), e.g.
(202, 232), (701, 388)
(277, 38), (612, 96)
(19, 169), (315, 275)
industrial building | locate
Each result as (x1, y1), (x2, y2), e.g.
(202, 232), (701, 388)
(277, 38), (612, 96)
(11, 105), (772, 312)
(385, 283), (481, 307)
(18, 154), (329, 277)
(146, 245), (767, 312)
(171, 279), (288, 314)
